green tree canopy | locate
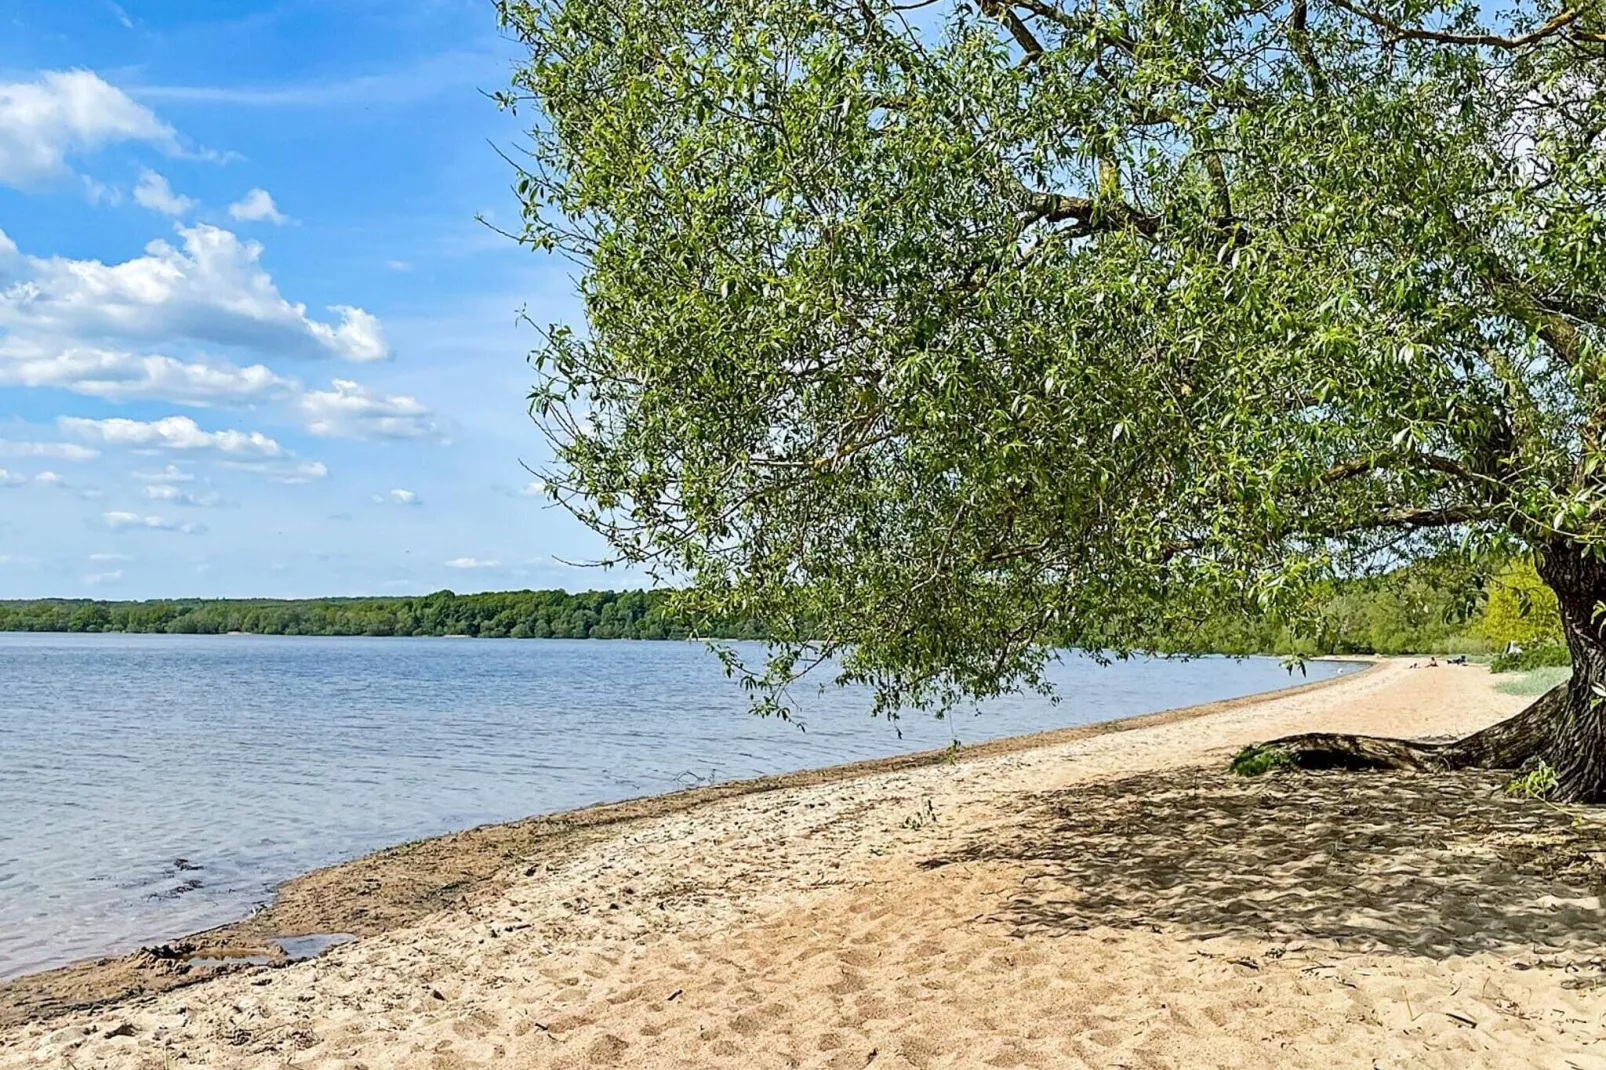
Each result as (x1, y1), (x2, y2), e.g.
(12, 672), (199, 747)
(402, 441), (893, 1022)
(497, 0), (1606, 793)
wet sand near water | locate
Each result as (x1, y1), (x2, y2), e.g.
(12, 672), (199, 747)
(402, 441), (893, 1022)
(6, 659), (1606, 1068)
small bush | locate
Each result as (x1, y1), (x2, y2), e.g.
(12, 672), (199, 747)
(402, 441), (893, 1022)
(1490, 643), (1571, 673)
(1229, 744), (1294, 777)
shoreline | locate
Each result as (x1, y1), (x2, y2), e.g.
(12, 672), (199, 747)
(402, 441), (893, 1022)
(0, 658), (1375, 1028)
(8, 657), (1603, 1068)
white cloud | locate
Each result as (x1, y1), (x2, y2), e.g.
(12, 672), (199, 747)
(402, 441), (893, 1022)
(519, 480), (546, 496)
(88, 552), (132, 562)
(0, 439), (99, 460)
(0, 468), (64, 489)
(83, 175), (121, 206)
(445, 556), (500, 569)
(0, 70), (179, 189)
(133, 463), (193, 483)
(222, 458), (327, 484)
(61, 415), (284, 456)
(0, 223), (390, 362)
(228, 188), (291, 225)
(133, 169), (194, 216)
(0, 341), (295, 405)
(102, 510), (205, 534)
(373, 488), (420, 505)
(84, 569), (124, 585)
(386, 259), (412, 272)
(300, 378), (440, 440)
(144, 483), (224, 506)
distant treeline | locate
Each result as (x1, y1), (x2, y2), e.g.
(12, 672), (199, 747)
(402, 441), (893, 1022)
(0, 589), (761, 641)
(0, 557), (1567, 656)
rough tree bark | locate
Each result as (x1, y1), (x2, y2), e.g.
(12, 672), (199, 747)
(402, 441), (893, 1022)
(1253, 546), (1606, 803)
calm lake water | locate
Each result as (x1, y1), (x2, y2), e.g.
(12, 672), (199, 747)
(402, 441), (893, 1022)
(0, 633), (1360, 978)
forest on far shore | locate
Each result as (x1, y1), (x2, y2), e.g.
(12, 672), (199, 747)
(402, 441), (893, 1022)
(0, 558), (1568, 662)
(0, 588), (761, 641)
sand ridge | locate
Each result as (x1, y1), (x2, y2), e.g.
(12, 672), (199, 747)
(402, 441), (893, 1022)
(5, 660), (1606, 1068)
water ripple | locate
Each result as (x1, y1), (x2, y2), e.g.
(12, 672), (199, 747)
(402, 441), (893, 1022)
(0, 634), (1356, 978)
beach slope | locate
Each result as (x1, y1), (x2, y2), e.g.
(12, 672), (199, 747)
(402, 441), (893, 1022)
(6, 659), (1606, 1069)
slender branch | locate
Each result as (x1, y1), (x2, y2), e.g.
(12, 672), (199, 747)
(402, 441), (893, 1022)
(1158, 502), (1502, 562)
(1326, 0), (1585, 49)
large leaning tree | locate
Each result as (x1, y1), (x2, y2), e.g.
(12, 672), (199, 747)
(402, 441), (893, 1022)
(495, 0), (1606, 796)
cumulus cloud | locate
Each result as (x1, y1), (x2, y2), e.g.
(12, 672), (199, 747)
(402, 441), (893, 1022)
(0, 439), (99, 460)
(228, 188), (291, 225)
(132, 169), (194, 215)
(445, 556), (500, 569)
(0, 70), (179, 189)
(0, 223), (389, 362)
(373, 488), (420, 505)
(61, 415), (284, 456)
(299, 378), (440, 440)
(102, 510), (205, 534)
(0, 341), (295, 405)
(84, 569), (124, 585)
(144, 483), (224, 506)
(519, 480), (546, 496)
(0, 467), (69, 487)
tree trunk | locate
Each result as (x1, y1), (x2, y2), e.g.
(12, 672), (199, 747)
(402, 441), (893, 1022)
(1250, 546), (1606, 803)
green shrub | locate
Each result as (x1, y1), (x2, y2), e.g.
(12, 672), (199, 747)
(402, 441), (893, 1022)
(1229, 744), (1294, 777)
(1490, 643), (1571, 674)
(1505, 760), (1559, 800)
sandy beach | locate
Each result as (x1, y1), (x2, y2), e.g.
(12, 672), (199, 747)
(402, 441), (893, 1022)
(5, 659), (1606, 1068)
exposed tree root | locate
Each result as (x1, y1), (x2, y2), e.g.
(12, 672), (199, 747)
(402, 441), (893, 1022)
(1235, 683), (1575, 787)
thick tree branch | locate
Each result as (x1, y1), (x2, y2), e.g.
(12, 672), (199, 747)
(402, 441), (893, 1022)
(1024, 190), (1161, 237)
(980, 0), (1045, 59)
(1288, 0), (1329, 93)
(1319, 452), (1480, 485)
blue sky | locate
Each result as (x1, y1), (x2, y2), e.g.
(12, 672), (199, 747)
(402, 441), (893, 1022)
(0, 0), (630, 599)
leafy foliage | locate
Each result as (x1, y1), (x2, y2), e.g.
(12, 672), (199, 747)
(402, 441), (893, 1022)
(497, 0), (1606, 713)
(1478, 561), (1566, 651)
(1505, 760), (1561, 799)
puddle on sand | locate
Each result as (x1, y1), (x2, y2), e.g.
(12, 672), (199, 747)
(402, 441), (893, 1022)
(274, 933), (356, 961)
(180, 933), (355, 970)
(185, 952), (274, 969)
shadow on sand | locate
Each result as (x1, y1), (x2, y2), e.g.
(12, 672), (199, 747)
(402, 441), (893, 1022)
(922, 767), (1606, 959)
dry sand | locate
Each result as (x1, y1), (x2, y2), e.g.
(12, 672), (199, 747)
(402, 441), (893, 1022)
(5, 659), (1606, 1069)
